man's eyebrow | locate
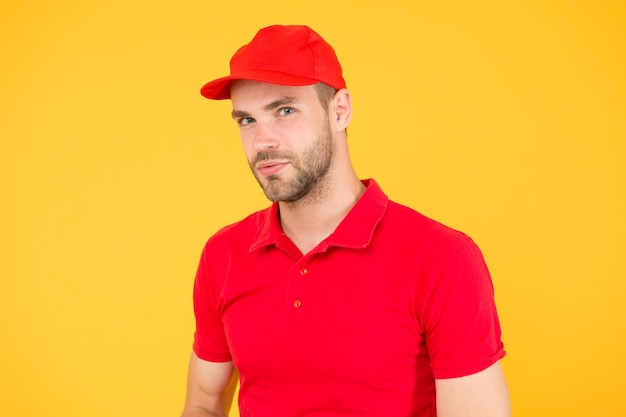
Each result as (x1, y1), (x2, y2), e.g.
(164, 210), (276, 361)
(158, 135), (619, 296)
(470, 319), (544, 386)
(231, 96), (301, 120)
(231, 109), (251, 119)
(263, 96), (300, 111)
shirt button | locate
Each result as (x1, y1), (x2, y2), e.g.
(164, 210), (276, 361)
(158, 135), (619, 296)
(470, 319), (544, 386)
(300, 268), (308, 276)
(293, 300), (302, 308)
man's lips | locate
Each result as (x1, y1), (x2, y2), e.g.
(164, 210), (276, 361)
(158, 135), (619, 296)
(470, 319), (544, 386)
(257, 161), (289, 176)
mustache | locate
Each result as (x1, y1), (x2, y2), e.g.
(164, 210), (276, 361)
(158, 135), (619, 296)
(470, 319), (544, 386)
(253, 151), (294, 165)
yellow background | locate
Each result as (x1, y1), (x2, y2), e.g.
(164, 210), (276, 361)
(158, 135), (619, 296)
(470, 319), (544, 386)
(1, 1), (624, 416)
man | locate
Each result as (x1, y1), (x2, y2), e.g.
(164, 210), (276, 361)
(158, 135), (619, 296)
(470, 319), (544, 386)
(181, 25), (510, 417)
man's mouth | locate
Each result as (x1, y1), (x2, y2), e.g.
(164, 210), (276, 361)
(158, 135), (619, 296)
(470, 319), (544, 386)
(257, 161), (289, 176)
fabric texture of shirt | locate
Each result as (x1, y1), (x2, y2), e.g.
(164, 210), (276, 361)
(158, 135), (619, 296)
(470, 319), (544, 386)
(192, 178), (505, 417)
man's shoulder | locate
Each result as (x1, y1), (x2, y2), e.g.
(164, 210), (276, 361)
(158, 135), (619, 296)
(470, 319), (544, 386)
(384, 199), (476, 250)
(205, 206), (272, 248)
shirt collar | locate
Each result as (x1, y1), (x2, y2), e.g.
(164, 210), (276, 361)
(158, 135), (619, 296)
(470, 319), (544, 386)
(249, 178), (388, 253)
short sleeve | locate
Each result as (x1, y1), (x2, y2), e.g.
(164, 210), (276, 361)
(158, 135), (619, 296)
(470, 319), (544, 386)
(423, 238), (505, 379)
(192, 242), (233, 362)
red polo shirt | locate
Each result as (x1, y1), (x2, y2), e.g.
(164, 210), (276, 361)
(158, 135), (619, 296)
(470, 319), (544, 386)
(193, 179), (505, 417)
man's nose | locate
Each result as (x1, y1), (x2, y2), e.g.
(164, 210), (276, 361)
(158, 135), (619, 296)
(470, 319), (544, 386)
(252, 122), (279, 151)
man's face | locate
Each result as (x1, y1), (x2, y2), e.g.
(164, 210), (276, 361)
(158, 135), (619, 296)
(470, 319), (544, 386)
(230, 81), (334, 203)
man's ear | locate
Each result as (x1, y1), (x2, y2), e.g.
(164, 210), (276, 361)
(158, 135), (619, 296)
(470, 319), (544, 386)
(331, 88), (352, 131)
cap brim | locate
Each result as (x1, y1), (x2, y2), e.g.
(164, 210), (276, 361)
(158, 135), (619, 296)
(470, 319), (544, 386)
(200, 70), (321, 100)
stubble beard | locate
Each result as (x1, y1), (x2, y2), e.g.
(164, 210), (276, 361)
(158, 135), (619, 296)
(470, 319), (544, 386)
(250, 120), (334, 204)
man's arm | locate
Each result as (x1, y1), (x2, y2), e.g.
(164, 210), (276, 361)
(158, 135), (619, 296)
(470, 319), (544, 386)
(180, 352), (238, 417)
(435, 361), (510, 417)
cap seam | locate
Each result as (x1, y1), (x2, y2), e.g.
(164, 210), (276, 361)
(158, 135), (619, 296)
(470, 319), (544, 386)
(307, 29), (319, 82)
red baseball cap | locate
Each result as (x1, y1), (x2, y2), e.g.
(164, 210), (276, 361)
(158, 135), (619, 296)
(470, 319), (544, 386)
(200, 25), (346, 100)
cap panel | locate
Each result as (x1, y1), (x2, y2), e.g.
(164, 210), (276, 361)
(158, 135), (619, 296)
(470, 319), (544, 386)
(230, 26), (316, 79)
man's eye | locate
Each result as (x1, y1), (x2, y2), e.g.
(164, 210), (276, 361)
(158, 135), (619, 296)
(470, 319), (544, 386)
(238, 117), (255, 126)
(278, 107), (295, 116)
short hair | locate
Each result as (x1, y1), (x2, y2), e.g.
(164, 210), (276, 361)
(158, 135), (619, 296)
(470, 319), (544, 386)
(314, 82), (338, 111)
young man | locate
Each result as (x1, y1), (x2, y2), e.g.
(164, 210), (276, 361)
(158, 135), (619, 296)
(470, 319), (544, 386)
(181, 25), (510, 417)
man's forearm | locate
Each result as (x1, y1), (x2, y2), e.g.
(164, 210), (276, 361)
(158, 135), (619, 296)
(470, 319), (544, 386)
(180, 406), (228, 417)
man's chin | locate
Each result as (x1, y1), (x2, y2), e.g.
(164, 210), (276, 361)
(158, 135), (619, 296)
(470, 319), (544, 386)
(260, 180), (284, 202)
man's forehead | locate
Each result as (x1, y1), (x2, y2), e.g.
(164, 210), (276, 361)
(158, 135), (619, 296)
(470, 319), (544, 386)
(230, 81), (315, 109)
(231, 80), (314, 97)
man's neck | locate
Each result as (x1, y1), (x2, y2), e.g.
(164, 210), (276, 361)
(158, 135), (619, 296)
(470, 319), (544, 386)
(278, 175), (366, 255)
